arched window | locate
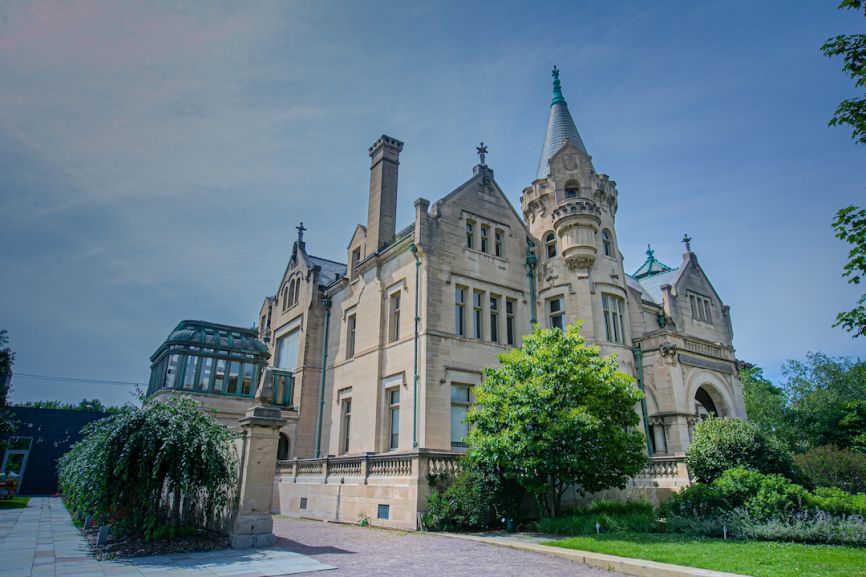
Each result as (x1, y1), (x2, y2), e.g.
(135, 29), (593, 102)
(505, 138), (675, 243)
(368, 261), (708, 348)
(292, 278), (300, 306)
(282, 285), (289, 311)
(602, 230), (612, 257)
(545, 233), (557, 258)
(565, 188), (578, 199)
(695, 387), (719, 418)
(287, 280), (295, 309)
(277, 433), (290, 460)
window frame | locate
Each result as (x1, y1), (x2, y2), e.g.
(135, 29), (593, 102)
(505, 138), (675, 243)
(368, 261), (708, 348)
(450, 383), (473, 448)
(346, 312), (357, 358)
(602, 293), (626, 343)
(545, 232), (557, 258)
(455, 286), (466, 337)
(602, 229), (612, 257)
(547, 296), (565, 331)
(494, 229), (504, 257)
(388, 388), (400, 450)
(505, 298), (516, 346)
(472, 290), (484, 340)
(465, 220), (475, 249)
(489, 295), (499, 343)
(480, 225), (490, 253)
(389, 291), (401, 343)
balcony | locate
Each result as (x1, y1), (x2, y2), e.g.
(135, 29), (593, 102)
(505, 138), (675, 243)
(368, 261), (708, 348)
(552, 199), (601, 270)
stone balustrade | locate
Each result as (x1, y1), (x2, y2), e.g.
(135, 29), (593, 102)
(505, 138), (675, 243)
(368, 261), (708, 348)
(276, 450), (461, 485)
(634, 455), (690, 489)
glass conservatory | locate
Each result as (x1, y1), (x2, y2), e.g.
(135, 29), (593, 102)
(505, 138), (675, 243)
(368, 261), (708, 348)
(147, 320), (292, 407)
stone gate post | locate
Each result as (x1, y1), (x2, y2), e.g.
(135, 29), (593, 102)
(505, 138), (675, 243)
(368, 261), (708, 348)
(230, 403), (286, 548)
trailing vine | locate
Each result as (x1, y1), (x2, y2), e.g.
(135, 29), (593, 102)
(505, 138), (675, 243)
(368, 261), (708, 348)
(58, 396), (238, 540)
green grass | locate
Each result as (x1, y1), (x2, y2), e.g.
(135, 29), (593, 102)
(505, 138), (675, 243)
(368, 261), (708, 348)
(548, 533), (866, 577)
(0, 496), (30, 509)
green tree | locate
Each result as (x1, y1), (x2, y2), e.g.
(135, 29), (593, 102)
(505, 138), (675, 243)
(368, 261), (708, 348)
(740, 366), (789, 437)
(466, 323), (646, 518)
(16, 398), (121, 413)
(686, 417), (795, 484)
(822, 1), (866, 144)
(783, 352), (866, 451)
(0, 330), (17, 440)
(832, 205), (866, 337)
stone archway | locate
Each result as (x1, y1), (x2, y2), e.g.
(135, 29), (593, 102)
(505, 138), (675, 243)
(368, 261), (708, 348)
(694, 384), (729, 418)
(277, 433), (290, 461)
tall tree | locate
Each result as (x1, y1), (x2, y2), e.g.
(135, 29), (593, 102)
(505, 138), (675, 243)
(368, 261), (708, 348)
(832, 205), (866, 337)
(822, 0), (866, 144)
(740, 366), (789, 437)
(466, 323), (646, 518)
(0, 330), (16, 438)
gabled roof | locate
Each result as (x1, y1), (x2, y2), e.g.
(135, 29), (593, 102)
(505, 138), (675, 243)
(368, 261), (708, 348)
(633, 245), (675, 280)
(536, 67), (588, 180)
(309, 255), (346, 287)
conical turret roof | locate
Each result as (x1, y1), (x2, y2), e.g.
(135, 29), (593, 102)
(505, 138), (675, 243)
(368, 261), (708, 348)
(536, 66), (587, 180)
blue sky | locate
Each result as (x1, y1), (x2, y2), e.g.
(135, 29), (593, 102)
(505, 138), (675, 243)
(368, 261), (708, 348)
(1, 0), (863, 406)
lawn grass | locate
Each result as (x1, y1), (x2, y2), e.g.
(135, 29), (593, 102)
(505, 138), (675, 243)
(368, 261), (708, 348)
(0, 496), (30, 509)
(548, 532), (866, 577)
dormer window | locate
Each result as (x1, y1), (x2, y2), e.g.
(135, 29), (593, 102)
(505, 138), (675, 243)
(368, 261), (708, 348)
(602, 230), (612, 257)
(545, 232), (557, 258)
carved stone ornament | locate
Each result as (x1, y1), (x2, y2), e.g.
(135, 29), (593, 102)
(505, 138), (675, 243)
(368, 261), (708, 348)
(256, 366), (276, 404)
(566, 254), (595, 271)
(564, 155), (579, 170)
(659, 341), (678, 361)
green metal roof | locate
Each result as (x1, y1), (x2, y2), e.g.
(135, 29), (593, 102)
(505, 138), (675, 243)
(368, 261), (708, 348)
(536, 67), (588, 180)
(632, 245), (674, 280)
(150, 320), (269, 362)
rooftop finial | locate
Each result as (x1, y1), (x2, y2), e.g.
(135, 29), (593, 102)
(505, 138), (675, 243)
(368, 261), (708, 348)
(476, 142), (488, 166)
(551, 65), (565, 105)
(682, 233), (692, 252)
(646, 244), (656, 261)
(296, 222), (306, 244)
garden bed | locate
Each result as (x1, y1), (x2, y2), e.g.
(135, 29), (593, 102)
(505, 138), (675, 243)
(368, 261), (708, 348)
(81, 524), (230, 560)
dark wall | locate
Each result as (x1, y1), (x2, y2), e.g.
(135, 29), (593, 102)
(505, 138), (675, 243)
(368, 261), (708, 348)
(2, 407), (110, 495)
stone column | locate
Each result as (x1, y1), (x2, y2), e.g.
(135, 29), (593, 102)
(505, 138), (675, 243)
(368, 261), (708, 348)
(230, 404), (286, 548)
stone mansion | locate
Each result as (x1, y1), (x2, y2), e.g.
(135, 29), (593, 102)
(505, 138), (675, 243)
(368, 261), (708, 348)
(148, 68), (747, 529)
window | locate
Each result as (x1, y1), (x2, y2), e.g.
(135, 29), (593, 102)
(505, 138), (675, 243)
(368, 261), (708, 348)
(241, 362), (254, 395)
(341, 398), (352, 454)
(281, 285), (289, 311)
(213, 358), (226, 392)
(473, 290), (483, 339)
(506, 299), (516, 346)
(278, 434), (290, 460)
(480, 225), (489, 253)
(489, 296), (499, 343)
(689, 293), (713, 323)
(292, 278), (300, 306)
(465, 221), (475, 249)
(225, 361), (240, 394)
(548, 297), (565, 331)
(388, 389), (400, 449)
(602, 230), (612, 257)
(275, 330), (299, 370)
(494, 230), (504, 257)
(182, 355), (198, 390)
(198, 356), (213, 390)
(346, 313), (357, 358)
(565, 188), (578, 198)
(351, 247), (361, 278)
(260, 315), (267, 331)
(602, 294), (626, 343)
(455, 286), (466, 336)
(545, 232), (557, 258)
(377, 504), (390, 520)
(451, 384), (472, 447)
(389, 292), (401, 342)
(164, 354), (180, 388)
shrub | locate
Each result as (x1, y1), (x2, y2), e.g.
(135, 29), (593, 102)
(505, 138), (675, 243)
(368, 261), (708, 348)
(686, 417), (795, 483)
(534, 500), (658, 535)
(423, 465), (506, 531)
(58, 397), (237, 540)
(727, 509), (866, 546)
(795, 445), (866, 494)
(807, 487), (866, 516)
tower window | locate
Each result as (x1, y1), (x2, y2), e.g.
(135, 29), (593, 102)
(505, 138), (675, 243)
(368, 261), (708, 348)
(466, 221), (475, 249)
(389, 291), (401, 342)
(548, 297), (565, 331)
(455, 286), (466, 336)
(565, 188), (578, 198)
(545, 232), (557, 258)
(489, 295), (499, 343)
(602, 230), (612, 257)
(473, 290), (484, 339)
(602, 294), (626, 343)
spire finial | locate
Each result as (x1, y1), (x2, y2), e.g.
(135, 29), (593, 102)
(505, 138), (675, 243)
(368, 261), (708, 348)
(296, 222), (306, 244)
(682, 233), (692, 252)
(476, 142), (488, 166)
(646, 244), (655, 261)
(551, 65), (565, 105)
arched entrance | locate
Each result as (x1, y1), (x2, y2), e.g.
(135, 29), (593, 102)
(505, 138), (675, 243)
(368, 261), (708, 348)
(277, 433), (290, 461)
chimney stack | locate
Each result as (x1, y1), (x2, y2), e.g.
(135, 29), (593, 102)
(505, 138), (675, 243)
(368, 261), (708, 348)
(367, 135), (403, 255)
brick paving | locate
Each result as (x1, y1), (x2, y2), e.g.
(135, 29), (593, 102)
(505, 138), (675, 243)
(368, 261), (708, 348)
(272, 516), (629, 577)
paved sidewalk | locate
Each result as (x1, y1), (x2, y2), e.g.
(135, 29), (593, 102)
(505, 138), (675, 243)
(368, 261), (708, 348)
(0, 498), (334, 577)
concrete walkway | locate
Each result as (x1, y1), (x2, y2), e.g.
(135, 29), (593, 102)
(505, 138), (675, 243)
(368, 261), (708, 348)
(0, 498), (334, 577)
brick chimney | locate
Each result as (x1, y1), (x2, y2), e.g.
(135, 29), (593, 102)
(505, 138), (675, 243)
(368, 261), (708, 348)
(366, 135), (403, 255)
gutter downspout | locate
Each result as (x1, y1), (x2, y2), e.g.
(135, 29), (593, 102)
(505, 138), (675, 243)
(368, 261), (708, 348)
(409, 243), (421, 448)
(633, 344), (654, 457)
(315, 297), (332, 458)
(526, 243), (538, 325)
